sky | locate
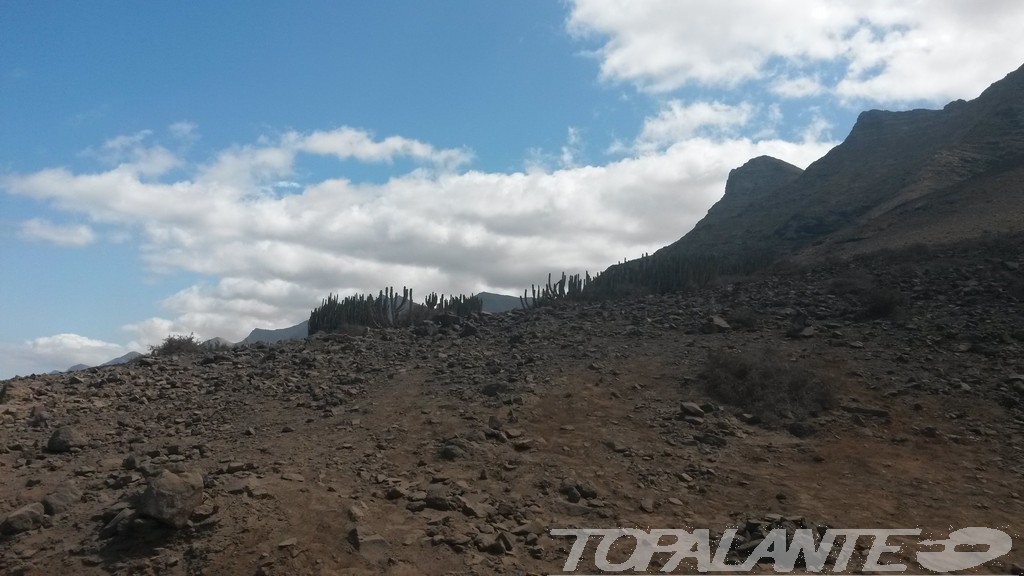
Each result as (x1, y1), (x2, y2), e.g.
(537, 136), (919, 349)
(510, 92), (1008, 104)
(3, 1), (1024, 378)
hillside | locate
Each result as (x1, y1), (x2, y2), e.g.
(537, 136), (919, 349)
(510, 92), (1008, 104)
(1, 236), (1023, 575)
(660, 62), (1024, 261)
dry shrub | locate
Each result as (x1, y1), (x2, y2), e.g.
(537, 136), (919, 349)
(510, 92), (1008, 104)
(863, 287), (906, 319)
(701, 348), (836, 426)
(726, 306), (762, 330)
(826, 270), (875, 296)
(150, 333), (203, 356)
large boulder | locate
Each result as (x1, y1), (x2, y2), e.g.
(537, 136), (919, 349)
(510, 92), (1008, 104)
(138, 469), (204, 528)
(1, 503), (46, 535)
(43, 481), (82, 515)
(46, 426), (87, 453)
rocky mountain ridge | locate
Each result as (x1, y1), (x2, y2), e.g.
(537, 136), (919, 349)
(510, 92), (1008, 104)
(660, 62), (1024, 261)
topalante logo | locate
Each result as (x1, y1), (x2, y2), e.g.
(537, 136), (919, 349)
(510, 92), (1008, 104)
(550, 526), (1015, 574)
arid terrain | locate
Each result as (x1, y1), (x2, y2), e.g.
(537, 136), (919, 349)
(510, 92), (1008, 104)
(2, 237), (1023, 575)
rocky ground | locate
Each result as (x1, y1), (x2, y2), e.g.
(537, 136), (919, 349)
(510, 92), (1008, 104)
(2, 238), (1023, 575)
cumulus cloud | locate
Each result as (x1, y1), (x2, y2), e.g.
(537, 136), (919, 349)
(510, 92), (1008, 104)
(3, 119), (836, 351)
(86, 130), (183, 177)
(625, 100), (755, 154)
(287, 126), (472, 168)
(771, 76), (827, 98)
(169, 121), (199, 144)
(568, 0), (1024, 103)
(526, 127), (586, 171)
(19, 218), (97, 247)
(0, 334), (129, 376)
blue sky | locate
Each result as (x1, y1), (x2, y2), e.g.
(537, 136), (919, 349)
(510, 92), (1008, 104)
(3, 1), (1024, 377)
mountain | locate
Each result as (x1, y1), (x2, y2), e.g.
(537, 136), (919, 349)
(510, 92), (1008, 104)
(102, 351), (143, 366)
(201, 337), (236, 350)
(476, 291), (525, 314)
(65, 364), (89, 372)
(241, 320), (309, 344)
(661, 61), (1024, 261)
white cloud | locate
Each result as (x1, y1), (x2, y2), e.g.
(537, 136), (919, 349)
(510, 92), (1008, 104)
(2, 123), (836, 346)
(121, 317), (187, 352)
(169, 121), (199, 144)
(18, 218), (97, 247)
(526, 127), (586, 171)
(95, 130), (182, 176)
(560, 127), (583, 168)
(568, 0), (1024, 103)
(626, 100), (755, 154)
(800, 110), (834, 143)
(0, 333), (129, 377)
(286, 126), (471, 168)
(771, 76), (826, 98)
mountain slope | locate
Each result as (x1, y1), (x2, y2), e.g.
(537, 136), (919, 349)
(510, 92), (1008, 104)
(241, 320), (309, 344)
(101, 351), (143, 366)
(662, 62), (1024, 261)
(476, 291), (524, 313)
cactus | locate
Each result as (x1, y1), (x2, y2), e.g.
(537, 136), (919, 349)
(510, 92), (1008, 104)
(309, 286), (481, 335)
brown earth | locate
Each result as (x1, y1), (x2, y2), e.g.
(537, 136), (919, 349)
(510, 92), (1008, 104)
(2, 238), (1023, 575)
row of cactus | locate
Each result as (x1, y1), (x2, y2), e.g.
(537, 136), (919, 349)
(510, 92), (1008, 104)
(309, 287), (482, 334)
(523, 249), (778, 307)
(520, 271), (593, 309)
(584, 252), (723, 298)
(308, 287), (413, 333)
(426, 292), (483, 317)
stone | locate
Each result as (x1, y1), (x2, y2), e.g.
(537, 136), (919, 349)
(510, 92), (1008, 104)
(440, 443), (467, 460)
(640, 496), (656, 513)
(797, 326), (816, 338)
(511, 520), (545, 536)
(712, 315), (731, 329)
(28, 406), (48, 428)
(840, 404), (891, 419)
(577, 482), (598, 499)
(458, 497), (492, 519)
(787, 421), (817, 438)
(47, 426), (87, 453)
(42, 481), (82, 515)
(424, 486), (450, 511)
(1, 503), (46, 535)
(349, 526), (390, 562)
(479, 531), (514, 555)
(99, 507), (136, 539)
(138, 469), (204, 528)
(680, 402), (705, 417)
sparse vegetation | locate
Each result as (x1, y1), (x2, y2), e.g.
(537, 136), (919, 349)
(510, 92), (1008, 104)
(862, 287), (906, 319)
(826, 270), (875, 296)
(725, 306), (761, 330)
(150, 333), (204, 356)
(522, 250), (779, 309)
(308, 288), (482, 335)
(701, 348), (836, 425)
